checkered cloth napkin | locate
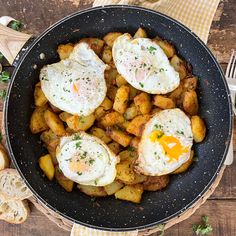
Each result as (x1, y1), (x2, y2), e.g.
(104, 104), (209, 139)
(71, 0), (220, 235)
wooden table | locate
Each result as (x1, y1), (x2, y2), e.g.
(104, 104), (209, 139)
(0, 0), (235, 235)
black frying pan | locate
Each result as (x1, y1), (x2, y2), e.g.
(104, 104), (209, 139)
(1, 5), (233, 231)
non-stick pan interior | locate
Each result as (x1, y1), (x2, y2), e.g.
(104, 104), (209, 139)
(5, 6), (232, 231)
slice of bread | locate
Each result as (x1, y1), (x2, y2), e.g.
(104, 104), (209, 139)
(0, 145), (10, 171)
(0, 169), (32, 200)
(0, 196), (30, 224)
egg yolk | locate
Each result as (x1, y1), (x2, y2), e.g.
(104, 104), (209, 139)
(69, 160), (88, 173)
(149, 130), (189, 162)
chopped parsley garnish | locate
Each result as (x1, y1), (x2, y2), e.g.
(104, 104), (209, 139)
(9, 20), (23, 31)
(147, 46), (157, 54)
(0, 71), (10, 83)
(0, 90), (6, 100)
(73, 134), (81, 140)
(192, 216), (213, 235)
(157, 133), (164, 139)
(135, 56), (138, 60)
(94, 180), (98, 185)
(176, 130), (184, 135)
(65, 158), (72, 161)
(81, 151), (87, 159)
(77, 172), (82, 176)
(75, 141), (82, 149)
(159, 68), (164, 72)
(154, 124), (163, 130)
(127, 146), (135, 152)
(79, 116), (85, 123)
(139, 82), (144, 88)
(89, 159), (95, 165)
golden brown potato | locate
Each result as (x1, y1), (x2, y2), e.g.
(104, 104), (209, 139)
(191, 116), (206, 143)
(150, 107), (162, 115)
(182, 76), (198, 91)
(30, 106), (48, 134)
(100, 97), (113, 110)
(39, 154), (55, 180)
(117, 120), (130, 130)
(106, 127), (132, 147)
(118, 150), (138, 161)
(78, 184), (107, 197)
(107, 142), (121, 155)
(59, 111), (72, 122)
(116, 160), (136, 184)
(57, 43), (74, 59)
(66, 114), (95, 131)
(172, 150), (194, 174)
(143, 175), (170, 191)
(168, 83), (184, 104)
(47, 139), (59, 165)
(155, 40), (175, 58)
(170, 55), (188, 79)
(134, 93), (152, 115)
(94, 107), (106, 120)
(40, 129), (58, 144)
(130, 137), (140, 149)
(34, 83), (47, 107)
(153, 95), (176, 109)
(113, 85), (130, 114)
(89, 127), (112, 144)
(79, 38), (104, 55)
(126, 115), (150, 137)
(102, 45), (112, 63)
(55, 166), (74, 192)
(128, 85), (139, 100)
(105, 68), (118, 88)
(133, 27), (147, 38)
(132, 173), (148, 184)
(107, 86), (118, 101)
(183, 91), (198, 115)
(124, 106), (139, 120)
(116, 74), (127, 87)
(104, 181), (124, 195)
(115, 184), (144, 203)
(103, 32), (122, 47)
(44, 110), (66, 136)
(100, 111), (125, 127)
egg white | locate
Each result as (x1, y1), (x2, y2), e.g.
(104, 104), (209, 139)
(56, 132), (119, 186)
(135, 109), (193, 176)
(112, 33), (180, 94)
(40, 43), (107, 116)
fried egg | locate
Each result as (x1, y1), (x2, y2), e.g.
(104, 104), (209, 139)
(40, 43), (107, 116)
(56, 132), (119, 186)
(112, 33), (180, 94)
(135, 109), (193, 176)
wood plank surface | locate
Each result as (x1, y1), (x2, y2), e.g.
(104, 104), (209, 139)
(0, 0), (235, 235)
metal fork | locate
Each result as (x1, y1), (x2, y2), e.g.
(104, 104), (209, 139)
(224, 50), (235, 165)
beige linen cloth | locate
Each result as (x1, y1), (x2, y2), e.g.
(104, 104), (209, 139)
(71, 0), (221, 235)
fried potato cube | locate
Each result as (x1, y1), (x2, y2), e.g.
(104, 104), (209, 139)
(105, 68), (118, 88)
(143, 175), (170, 191)
(77, 184), (107, 197)
(79, 38), (104, 55)
(182, 76), (198, 91)
(124, 106), (139, 120)
(172, 150), (194, 174)
(59, 111), (72, 122)
(153, 95), (176, 109)
(170, 55), (188, 79)
(100, 111), (125, 127)
(90, 127), (112, 144)
(116, 160), (136, 184)
(39, 154), (55, 180)
(133, 27), (147, 38)
(95, 107), (106, 120)
(134, 92), (152, 115)
(113, 85), (130, 114)
(30, 106), (48, 134)
(104, 181), (124, 195)
(66, 114), (95, 131)
(150, 107), (162, 115)
(107, 142), (121, 155)
(40, 129), (58, 145)
(107, 86), (118, 101)
(44, 110), (66, 136)
(118, 150), (138, 161)
(128, 85), (139, 100)
(116, 74), (127, 87)
(34, 83), (47, 107)
(57, 43), (74, 59)
(115, 184), (144, 203)
(47, 139), (59, 165)
(106, 127), (132, 147)
(132, 173), (147, 184)
(100, 97), (113, 110)
(117, 120), (130, 130)
(126, 115), (150, 137)
(168, 83), (184, 104)
(103, 32), (122, 47)
(55, 166), (74, 192)
(156, 40), (176, 58)
(183, 91), (198, 115)
(130, 137), (140, 149)
(102, 45), (113, 63)
(191, 116), (206, 143)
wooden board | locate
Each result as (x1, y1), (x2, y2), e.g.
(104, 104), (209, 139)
(0, 0), (235, 235)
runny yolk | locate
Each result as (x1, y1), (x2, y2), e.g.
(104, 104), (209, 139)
(69, 160), (88, 173)
(149, 130), (189, 162)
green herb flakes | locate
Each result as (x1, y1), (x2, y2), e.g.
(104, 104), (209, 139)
(192, 215), (213, 235)
(139, 82), (144, 88)
(10, 20), (23, 31)
(75, 141), (82, 149)
(0, 71), (10, 83)
(147, 46), (157, 54)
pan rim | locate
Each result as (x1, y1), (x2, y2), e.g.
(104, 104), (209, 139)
(4, 4), (233, 232)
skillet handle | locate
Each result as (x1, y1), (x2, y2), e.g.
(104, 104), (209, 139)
(0, 24), (32, 65)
